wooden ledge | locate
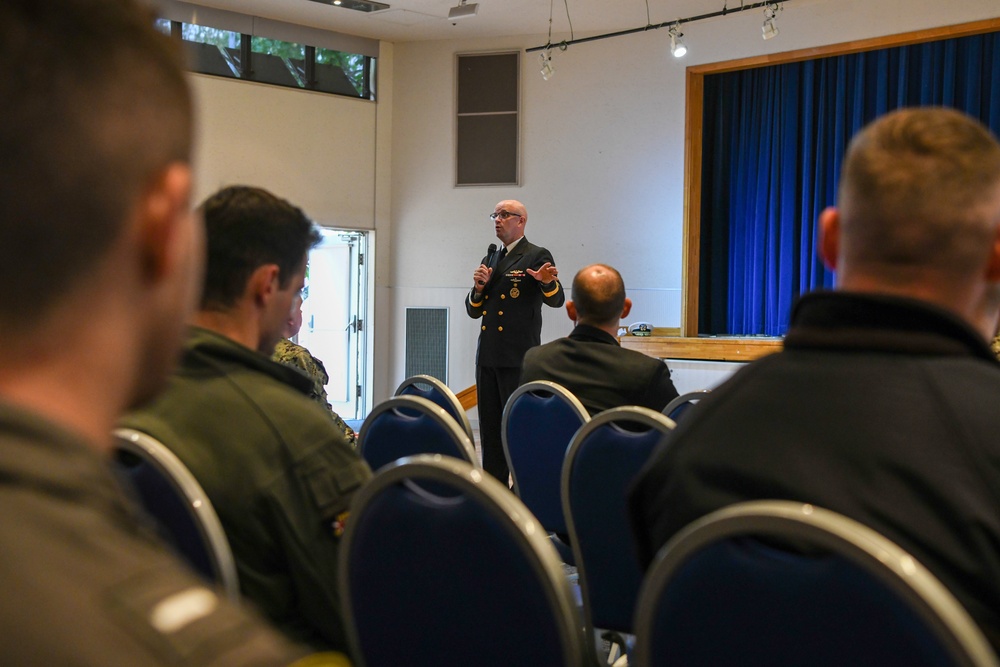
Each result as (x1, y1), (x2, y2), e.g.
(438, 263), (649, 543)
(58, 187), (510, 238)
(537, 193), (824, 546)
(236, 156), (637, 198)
(619, 333), (782, 362)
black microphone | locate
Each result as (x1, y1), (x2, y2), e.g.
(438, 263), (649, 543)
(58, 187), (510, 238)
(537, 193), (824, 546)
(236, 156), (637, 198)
(478, 243), (497, 288)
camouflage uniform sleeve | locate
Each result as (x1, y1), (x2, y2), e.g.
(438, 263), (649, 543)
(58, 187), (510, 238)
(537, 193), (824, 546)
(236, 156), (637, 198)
(274, 340), (357, 448)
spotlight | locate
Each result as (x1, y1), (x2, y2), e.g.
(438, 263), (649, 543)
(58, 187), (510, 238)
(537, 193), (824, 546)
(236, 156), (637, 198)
(539, 49), (555, 80)
(762, 4), (780, 40)
(668, 24), (687, 58)
(447, 0), (479, 21)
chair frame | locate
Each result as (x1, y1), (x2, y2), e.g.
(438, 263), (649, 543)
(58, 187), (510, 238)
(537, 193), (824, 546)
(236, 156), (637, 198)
(394, 374), (475, 443)
(358, 395), (478, 470)
(339, 454), (586, 667)
(633, 500), (999, 667)
(502, 380), (589, 501)
(561, 406), (675, 661)
(661, 388), (711, 420)
(113, 427), (240, 603)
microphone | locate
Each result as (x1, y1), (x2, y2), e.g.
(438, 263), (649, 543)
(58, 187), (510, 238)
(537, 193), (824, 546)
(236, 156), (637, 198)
(477, 244), (497, 288)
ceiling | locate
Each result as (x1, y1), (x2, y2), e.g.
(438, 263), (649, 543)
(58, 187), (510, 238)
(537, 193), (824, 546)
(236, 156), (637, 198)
(184, 0), (757, 44)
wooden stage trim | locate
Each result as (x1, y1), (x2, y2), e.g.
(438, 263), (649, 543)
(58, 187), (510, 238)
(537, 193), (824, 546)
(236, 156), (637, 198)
(619, 333), (783, 362)
(457, 384), (478, 411)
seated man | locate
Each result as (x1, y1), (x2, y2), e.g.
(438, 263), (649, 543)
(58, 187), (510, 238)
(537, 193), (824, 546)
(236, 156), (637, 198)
(273, 293), (357, 447)
(123, 186), (371, 652)
(629, 108), (1000, 648)
(520, 263), (679, 415)
(0, 1), (313, 663)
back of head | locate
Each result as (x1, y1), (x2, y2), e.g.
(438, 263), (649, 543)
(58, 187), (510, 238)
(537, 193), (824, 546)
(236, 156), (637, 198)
(0, 0), (191, 335)
(838, 108), (1000, 285)
(572, 264), (626, 327)
(199, 186), (321, 310)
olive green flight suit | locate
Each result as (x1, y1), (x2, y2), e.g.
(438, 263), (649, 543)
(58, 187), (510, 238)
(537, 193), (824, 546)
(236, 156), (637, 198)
(122, 327), (371, 654)
(0, 401), (309, 666)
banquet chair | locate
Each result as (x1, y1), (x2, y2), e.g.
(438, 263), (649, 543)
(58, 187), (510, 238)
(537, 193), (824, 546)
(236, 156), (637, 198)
(502, 380), (589, 564)
(561, 406), (675, 663)
(394, 374), (474, 443)
(633, 500), (999, 667)
(339, 455), (587, 667)
(112, 427), (240, 602)
(661, 388), (711, 422)
(358, 395), (477, 472)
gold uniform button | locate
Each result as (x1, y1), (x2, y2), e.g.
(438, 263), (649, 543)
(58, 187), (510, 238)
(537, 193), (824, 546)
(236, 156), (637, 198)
(498, 326), (503, 332)
(482, 311), (487, 315)
(481, 325), (486, 330)
(501, 294), (506, 299)
(498, 311), (504, 315)
(485, 295), (489, 300)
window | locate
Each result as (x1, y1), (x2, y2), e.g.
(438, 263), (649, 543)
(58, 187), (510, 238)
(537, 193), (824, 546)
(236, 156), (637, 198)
(156, 16), (375, 99)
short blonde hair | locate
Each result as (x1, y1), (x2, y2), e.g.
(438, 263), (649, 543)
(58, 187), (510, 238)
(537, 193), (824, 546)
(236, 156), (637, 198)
(839, 107), (1000, 276)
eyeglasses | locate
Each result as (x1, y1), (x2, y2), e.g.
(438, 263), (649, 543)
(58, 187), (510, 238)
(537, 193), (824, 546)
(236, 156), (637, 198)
(490, 210), (522, 220)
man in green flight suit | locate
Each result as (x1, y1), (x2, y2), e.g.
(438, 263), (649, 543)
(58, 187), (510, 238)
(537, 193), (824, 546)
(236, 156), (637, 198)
(123, 185), (371, 654)
(0, 1), (344, 664)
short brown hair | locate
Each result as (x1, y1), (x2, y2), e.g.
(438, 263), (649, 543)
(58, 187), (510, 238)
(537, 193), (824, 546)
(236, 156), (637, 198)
(838, 107), (1000, 277)
(0, 0), (191, 328)
(198, 186), (321, 311)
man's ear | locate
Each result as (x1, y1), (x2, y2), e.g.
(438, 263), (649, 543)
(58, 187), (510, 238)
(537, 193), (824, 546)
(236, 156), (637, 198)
(137, 162), (192, 283)
(248, 264), (280, 307)
(565, 300), (577, 323)
(818, 207), (841, 272)
(621, 297), (633, 319)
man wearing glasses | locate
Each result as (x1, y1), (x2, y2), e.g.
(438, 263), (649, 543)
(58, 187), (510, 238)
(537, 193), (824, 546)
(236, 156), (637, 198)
(467, 200), (564, 483)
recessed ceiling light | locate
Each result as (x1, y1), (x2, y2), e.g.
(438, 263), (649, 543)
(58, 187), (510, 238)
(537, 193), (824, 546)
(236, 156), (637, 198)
(306, 0), (390, 12)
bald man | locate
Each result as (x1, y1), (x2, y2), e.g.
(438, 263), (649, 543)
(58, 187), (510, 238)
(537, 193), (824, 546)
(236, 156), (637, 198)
(467, 199), (564, 483)
(520, 264), (678, 416)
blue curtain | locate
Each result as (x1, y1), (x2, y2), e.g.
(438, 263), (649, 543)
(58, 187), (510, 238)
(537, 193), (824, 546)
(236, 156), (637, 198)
(699, 31), (1000, 336)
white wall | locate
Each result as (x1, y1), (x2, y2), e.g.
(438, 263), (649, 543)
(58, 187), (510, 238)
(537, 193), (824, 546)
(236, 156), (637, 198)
(189, 68), (393, 407)
(190, 74), (378, 227)
(387, 0), (1000, 401)
(187, 0), (1000, 410)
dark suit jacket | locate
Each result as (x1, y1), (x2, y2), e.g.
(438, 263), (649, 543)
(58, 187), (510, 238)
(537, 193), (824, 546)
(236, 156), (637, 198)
(466, 237), (565, 368)
(629, 292), (1000, 651)
(520, 324), (678, 416)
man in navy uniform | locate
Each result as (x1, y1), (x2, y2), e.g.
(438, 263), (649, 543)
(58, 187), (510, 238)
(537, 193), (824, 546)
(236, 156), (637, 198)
(467, 199), (564, 483)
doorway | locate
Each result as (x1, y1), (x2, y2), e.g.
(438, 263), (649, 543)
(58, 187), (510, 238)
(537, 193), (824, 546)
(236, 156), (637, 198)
(297, 228), (370, 421)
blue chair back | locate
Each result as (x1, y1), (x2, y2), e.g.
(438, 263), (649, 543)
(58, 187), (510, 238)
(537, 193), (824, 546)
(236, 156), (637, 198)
(633, 501), (999, 667)
(661, 388), (711, 422)
(394, 374), (474, 443)
(358, 395), (477, 472)
(340, 455), (586, 667)
(502, 381), (589, 535)
(562, 407), (674, 644)
(112, 428), (240, 602)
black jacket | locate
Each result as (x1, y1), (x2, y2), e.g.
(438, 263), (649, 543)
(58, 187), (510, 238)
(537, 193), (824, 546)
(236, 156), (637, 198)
(629, 291), (1000, 650)
(520, 324), (678, 416)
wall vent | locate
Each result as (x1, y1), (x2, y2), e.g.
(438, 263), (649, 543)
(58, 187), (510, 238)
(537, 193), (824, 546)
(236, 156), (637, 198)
(405, 307), (448, 382)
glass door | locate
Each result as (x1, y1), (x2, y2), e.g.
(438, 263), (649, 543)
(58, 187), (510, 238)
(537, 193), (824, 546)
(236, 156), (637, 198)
(298, 228), (368, 421)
